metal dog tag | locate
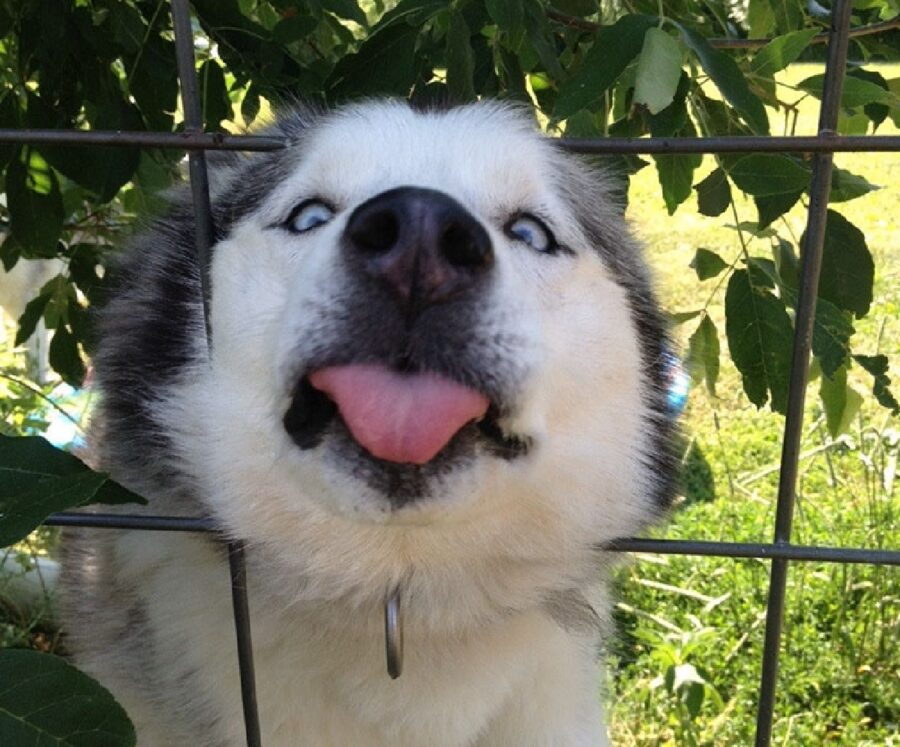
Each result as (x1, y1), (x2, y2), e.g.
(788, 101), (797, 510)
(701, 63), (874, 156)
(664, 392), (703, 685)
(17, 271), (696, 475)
(384, 591), (403, 679)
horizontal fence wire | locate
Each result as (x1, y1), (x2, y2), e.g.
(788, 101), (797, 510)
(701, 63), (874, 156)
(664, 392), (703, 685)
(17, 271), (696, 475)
(1, 129), (900, 154)
(0, 1), (892, 744)
(43, 512), (900, 566)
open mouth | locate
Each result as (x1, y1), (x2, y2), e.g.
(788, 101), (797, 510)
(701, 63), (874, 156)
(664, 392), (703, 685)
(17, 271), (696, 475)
(282, 363), (530, 465)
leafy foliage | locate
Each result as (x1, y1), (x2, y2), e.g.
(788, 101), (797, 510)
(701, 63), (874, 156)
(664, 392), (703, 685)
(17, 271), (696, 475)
(0, 0), (897, 740)
(0, 649), (136, 746)
(0, 0), (894, 426)
(0, 435), (146, 547)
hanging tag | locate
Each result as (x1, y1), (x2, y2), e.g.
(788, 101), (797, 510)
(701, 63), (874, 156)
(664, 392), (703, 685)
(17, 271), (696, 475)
(384, 591), (403, 679)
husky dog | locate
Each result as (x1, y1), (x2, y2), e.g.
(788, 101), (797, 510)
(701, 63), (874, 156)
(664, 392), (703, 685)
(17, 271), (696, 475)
(61, 101), (677, 746)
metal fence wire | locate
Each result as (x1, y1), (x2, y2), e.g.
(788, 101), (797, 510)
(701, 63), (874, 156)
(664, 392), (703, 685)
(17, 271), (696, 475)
(0, 0), (898, 745)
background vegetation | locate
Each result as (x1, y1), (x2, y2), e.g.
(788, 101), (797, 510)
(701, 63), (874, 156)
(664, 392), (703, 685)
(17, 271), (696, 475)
(608, 71), (898, 744)
(0, 0), (897, 744)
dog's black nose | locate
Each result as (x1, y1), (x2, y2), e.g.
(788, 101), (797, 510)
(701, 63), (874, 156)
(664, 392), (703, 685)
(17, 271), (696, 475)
(344, 187), (493, 313)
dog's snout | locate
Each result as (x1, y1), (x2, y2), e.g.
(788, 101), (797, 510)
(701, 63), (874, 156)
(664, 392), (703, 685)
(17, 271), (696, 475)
(344, 187), (493, 312)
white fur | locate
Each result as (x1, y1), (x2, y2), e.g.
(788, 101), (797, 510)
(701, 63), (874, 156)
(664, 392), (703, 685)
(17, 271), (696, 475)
(66, 102), (667, 746)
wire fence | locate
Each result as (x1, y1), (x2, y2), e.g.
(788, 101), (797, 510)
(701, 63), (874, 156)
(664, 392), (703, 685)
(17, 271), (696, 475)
(1, 0), (898, 745)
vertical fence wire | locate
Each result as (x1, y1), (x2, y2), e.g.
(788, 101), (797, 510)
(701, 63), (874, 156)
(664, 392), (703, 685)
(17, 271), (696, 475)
(228, 541), (264, 747)
(169, 1), (263, 745)
(170, 0), (214, 342)
(752, 1), (856, 744)
(0, 2), (893, 745)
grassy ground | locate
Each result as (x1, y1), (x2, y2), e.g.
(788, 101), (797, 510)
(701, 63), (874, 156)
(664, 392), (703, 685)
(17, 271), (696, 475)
(607, 65), (899, 746)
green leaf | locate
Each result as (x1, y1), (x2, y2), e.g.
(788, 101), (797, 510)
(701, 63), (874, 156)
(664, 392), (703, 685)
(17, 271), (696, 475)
(107, 3), (146, 54)
(634, 27), (683, 115)
(773, 238), (799, 289)
(127, 34), (178, 132)
(829, 167), (877, 203)
(693, 167), (731, 217)
(241, 84), (261, 126)
(374, 0), (448, 30)
(755, 190), (802, 229)
(746, 256), (777, 288)
(272, 13), (318, 44)
(670, 309), (702, 324)
(0, 235), (21, 273)
(813, 210), (874, 318)
(200, 59), (230, 130)
(746, 0), (775, 38)
(6, 150), (64, 256)
(749, 29), (818, 78)
(446, 11), (476, 102)
(821, 364), (846, 435)
(320, 0), (368, 25)
(486, 0), (524, 34)
(690, 248), (728, 281)
(0, 435), (146, 547)
(725, 268), (794, 413)
(0, 90), (20, 166)
(687, 315), (720, 395)
(849, 69), (890, 128)
(684, 681), (705, 719)
(798, 73), (899, 109)
(328, 19), (421, 97)
(759, 255), (854, 378)
(811, 297), (855, 378)
(770, 0), (803, 35)
(522, 0), (565, 81)
(14, 291), (50, 346)
(0, 649), (136, 746)
(889, 76), (900, 128)
(729, 154), (810, 196)
(680, 26), (769, 134)
(837, 111), (870, 136)
(49, 325), (86, 387)
(647, 72), (690, 136)
(40, 274), (74, 330)
(655, 149), (702, 214)
(853, 355), (900, 414)
(553, 15), (656, 121)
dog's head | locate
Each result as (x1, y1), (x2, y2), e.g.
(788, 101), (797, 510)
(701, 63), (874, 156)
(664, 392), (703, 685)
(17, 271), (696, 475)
(97, 101), (677, 602)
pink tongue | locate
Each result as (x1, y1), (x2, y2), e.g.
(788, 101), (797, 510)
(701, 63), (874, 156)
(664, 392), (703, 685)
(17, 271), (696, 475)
(308, 364), (489, 465)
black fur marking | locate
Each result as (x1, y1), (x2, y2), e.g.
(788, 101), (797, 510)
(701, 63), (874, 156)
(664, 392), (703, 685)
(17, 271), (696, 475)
(92, 117), (314, 493)
(283, 378), (337, 450)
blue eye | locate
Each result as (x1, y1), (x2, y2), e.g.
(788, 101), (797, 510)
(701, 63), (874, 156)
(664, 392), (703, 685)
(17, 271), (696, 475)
(286, 200), (335, 234)
(506, 214), (554, 253)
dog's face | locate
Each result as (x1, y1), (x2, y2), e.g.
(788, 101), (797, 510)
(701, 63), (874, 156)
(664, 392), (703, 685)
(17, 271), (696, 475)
(113, 102), (674, 605)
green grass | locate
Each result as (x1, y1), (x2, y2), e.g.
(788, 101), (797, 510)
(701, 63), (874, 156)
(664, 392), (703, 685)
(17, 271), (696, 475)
(608, 65), (899, 746)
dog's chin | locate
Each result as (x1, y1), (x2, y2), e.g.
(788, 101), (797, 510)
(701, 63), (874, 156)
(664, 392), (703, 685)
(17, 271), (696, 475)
(282, 376), (530, 509)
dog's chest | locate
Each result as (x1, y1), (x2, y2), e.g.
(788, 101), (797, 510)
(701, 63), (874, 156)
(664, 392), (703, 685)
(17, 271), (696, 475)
(130, 535), (587, 746)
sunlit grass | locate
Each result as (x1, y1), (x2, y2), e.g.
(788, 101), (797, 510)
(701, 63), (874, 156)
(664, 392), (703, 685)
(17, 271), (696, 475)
(609, 64), (899, 745)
